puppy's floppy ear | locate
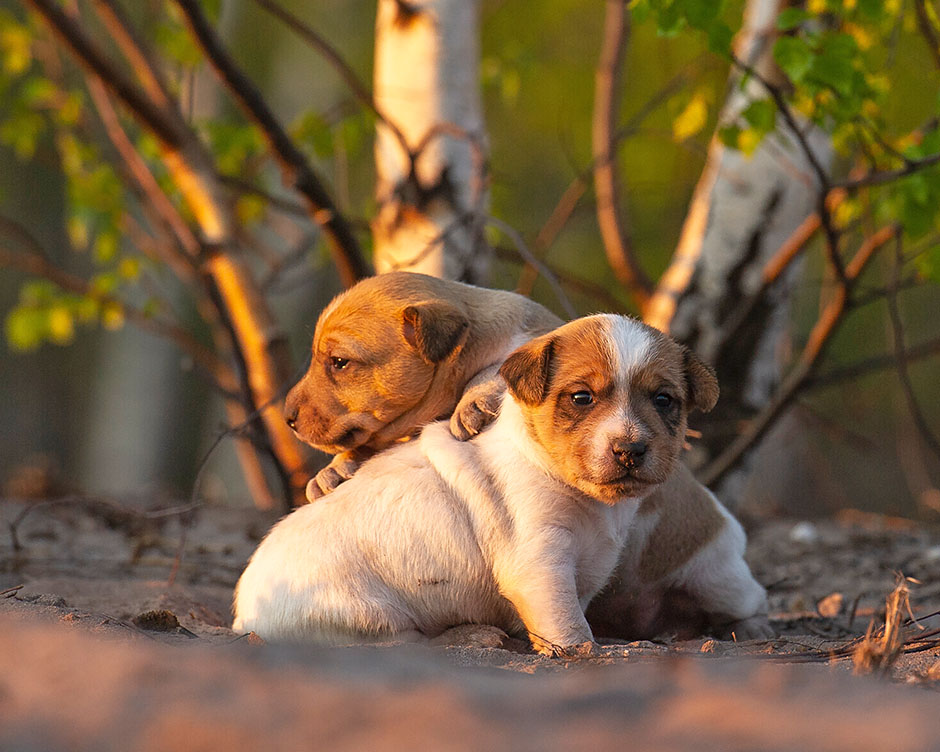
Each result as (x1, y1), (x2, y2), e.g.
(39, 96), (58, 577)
(684, 348), (719, 413)
(401, 301), (469, 363)
(499, 335), (555, 406)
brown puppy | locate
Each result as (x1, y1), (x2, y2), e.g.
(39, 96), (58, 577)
(285, 272), (561, 499)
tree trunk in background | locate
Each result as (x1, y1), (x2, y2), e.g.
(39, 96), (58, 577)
(372, 0), (490, 282)
(645, 0), (834, 507)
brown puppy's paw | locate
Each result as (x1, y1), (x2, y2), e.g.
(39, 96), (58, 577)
(712, 614), (775, 642)
(306, 452), (361, 501)
(450, 382), (503, 441)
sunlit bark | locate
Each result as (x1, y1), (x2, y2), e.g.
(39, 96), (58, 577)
(644, 0), (835, 505)
(372, 0), (489, 282)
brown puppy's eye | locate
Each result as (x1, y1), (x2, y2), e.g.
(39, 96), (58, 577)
(330, 356), (350, 370)
(653, 392), (673, 409)
(571, 391), (594, 406)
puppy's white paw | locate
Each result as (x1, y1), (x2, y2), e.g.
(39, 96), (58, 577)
(545, 641), (599, 659)
(450, 382), (503, 441)
(307, 451), (361, 501)
(713, 614), (775, 642)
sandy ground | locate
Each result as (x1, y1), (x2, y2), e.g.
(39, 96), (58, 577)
(1, 496), (939, 750)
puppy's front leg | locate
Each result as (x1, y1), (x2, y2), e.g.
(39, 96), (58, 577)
(450, 365), (505, 441)
(498, 552), (595, 656)
(307, 448), (374, 501)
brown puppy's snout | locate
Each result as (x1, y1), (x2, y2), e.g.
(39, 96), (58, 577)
(284, 386), (303, 431)
(612, 439), (648, 468)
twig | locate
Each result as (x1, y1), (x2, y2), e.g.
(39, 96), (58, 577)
(914, 0), (940, 70)
(807, 335), (940, 387)
(495, 245), (627, 312)
(26, 0), (186, 149)
(171, 0), (369, 287)
(886, 233), (940, 460)
(518, 67), (691, 297)
(831, 151), (940, 192)
(701, 225), (896, 486)
(730, 53), (842, 282)
(249, 0), (410, 158)
(486, 216), (577, 319)
(592, 0), (651, 306)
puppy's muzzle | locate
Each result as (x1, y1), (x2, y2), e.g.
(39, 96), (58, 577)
(612, 439), (648, 469)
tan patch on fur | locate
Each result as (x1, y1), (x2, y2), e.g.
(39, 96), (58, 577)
(501, 316), (694, 504)
(286, 272), (562, 454)
(637, 464), (725, 583)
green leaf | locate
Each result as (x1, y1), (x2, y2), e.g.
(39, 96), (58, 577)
(706, 21), (733, 55)
(629, 0), (651, 24)
(773, 36), (813, 83)
(856, 0), (882, 19)
(777, 8), (809, 30)
(718, 124), (741, 149)
(680, 0), (722, 29)
(742, 99), (777, 133)
(810, 34), (858, 97)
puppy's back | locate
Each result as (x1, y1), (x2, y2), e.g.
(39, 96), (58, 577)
(233, 437), (510, 642)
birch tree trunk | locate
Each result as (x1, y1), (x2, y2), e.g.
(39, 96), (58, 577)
(372, 0), (490, 282)
(645, 0), (834, 506)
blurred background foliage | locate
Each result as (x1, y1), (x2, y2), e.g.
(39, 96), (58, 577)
(0, 0), (938, 518)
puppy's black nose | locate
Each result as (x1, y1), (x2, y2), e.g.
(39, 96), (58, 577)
(285, 409), (299, 430)
(613, 440), (647, 467)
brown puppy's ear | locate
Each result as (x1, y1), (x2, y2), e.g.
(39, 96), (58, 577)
(684, 348), (719, 413)
(401, 301), (470, 363)
(499, 336), (555, 406)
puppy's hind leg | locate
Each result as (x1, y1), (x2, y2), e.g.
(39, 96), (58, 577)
(681, 519), (774, 641)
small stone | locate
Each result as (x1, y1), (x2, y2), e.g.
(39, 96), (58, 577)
(817, 592), (844, 618)
(789, 521), (819, 544)
(132, 609), (181, 632)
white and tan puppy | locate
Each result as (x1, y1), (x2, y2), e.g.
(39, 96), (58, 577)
(235, 315), (768, 650)
(284, 272), (562, 499)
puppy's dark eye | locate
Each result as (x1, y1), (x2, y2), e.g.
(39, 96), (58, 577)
(330, 356), (350, 370)
(571, 391), (594, 406)
(653, 392), (673, 409)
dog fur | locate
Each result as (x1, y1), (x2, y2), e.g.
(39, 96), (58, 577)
(284, 271), (562, 499)
(235, 315), (769, 650)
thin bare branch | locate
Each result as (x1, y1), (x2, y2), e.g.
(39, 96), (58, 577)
(914, 0), (940, 70)
(701, 224), (896, 487)
(518, 66), (692, 297)
(84, 75), (201, 265)
(248, 0), (410, 156)
(90, 0), (174, 109)
(831, 151), (940, 192)
(592, 0), (651, 306)
(486, 216), (578, 319)
(886, 233), (940, 460)
(495, 245), (627, 312)
(730, 53), (843, 281)
(171, 0), (369, 287)
(807, 336), (940, 388)
(25, 0), (187, 149)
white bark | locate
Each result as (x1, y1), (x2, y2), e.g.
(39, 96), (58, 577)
(372, 0), (489, 282)
(645, 0), (834, 506)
